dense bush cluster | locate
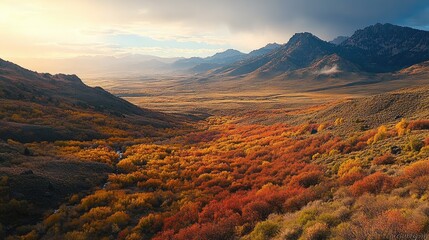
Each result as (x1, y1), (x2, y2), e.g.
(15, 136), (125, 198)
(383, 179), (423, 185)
(3, 117), (429, 240)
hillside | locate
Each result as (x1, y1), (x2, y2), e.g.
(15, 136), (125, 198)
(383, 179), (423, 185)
(0, 59), (190, 236)
(0, 59), (177, 142)
(310, 86), (429, 128)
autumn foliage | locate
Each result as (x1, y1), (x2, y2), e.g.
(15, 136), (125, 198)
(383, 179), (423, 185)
(4, 115), (429, 240)
(407, 120), (429, 130)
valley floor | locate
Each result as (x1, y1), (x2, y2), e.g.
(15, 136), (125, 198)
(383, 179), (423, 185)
(2, 76), (429, 240)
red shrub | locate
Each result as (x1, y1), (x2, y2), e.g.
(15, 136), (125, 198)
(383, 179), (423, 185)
(242, 200), (272, 221)
(174, 213), (241, 240)
(408, 120), (429, 130)
(372, 153), (395, 165)
(153, 230), (175, 240)
(350, 172), (393, 196)
(283, 189), (317, 211)
(163, 202), (200, 231)
(290, 170), (323, 188)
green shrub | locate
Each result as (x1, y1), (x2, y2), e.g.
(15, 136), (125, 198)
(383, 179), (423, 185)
(408, 137), (424, 152)
(247, 220), (281, 240)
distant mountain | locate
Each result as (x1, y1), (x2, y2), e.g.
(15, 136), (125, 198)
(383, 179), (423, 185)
(172, 49), (247, 72)
(14, 54), (182, 77)
(210, 23), (429, 78)
(330, 36), (349, 45)
(188, 49), (247, 72)
(248, 43), (281, 58)
(339, 23), (429, 72)
(0, 58), (174, 142)
(173, 44), (282, 73)
(205, 49), (246, 63)
(216, 33), (336, 76)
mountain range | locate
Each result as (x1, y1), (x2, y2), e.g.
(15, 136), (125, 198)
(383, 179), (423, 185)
(13, 23), (428, 79)
(208, 23), (429, 79)
(172, 43), (281, 72)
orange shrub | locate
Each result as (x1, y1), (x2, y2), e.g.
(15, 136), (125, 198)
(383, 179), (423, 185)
(403, 160), (429, 179)
(339, 171), (365, 186)
(106, 211), (130, 227)
(374, 209), (427, 235)
(137, 178), (164, 191)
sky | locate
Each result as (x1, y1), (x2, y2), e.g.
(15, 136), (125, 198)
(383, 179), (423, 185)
(1, 0), (429, 62)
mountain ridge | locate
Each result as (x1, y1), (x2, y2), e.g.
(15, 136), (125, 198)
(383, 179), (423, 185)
(208, 23), (429, 78)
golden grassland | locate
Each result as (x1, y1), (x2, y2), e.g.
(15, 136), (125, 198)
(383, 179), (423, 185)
(83, 75), (355, 115)
(82, 71), (429, 115)
(2, 104), (429, 239)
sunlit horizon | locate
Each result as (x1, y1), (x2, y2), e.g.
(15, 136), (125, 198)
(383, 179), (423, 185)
(1, 0), (428, 74)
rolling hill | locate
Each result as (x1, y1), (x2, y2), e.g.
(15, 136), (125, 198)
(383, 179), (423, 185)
(0, 58), (177, 142)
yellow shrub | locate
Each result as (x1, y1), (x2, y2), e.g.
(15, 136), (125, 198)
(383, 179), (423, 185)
(312, 153), (321, 160)
(334, 118), (344, 126)
(367, 125), (388, 144)
(317, 123), (327, 132)
(329, 149), (340, 156)
(395, 118), (409, 136)
(337, 159), (362, 177)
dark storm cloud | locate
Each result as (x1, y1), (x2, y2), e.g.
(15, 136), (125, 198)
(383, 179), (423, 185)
(102, 0), (429, 39)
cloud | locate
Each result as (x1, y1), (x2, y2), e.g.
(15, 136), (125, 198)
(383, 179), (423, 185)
(317, 65), (341, 75)
(403, 6), (429, 29)
(1, 0), (429, 60)
(89, 0), (429, 39)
